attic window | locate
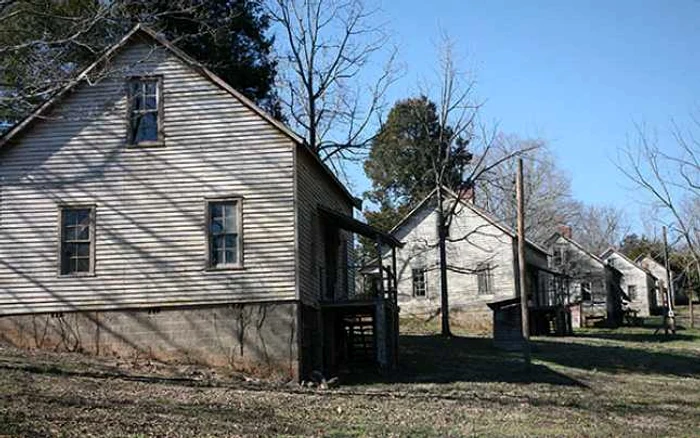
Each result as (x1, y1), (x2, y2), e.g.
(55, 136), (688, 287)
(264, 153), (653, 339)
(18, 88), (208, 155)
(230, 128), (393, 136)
(127, 77), (163, 145)
(553, 245), (565, 267)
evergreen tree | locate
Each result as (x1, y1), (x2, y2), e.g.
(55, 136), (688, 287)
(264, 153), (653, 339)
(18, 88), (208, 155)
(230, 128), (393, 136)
(0, 0), (279, 129)
(363, 96), (467, 232)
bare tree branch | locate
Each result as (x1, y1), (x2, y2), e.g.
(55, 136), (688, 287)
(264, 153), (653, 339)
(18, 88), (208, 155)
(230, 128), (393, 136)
(269, 0), (398, 168)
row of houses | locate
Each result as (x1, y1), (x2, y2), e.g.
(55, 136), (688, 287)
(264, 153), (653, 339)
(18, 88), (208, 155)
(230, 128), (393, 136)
(387, 191), (672, 333)
(0, 25), (672, 380)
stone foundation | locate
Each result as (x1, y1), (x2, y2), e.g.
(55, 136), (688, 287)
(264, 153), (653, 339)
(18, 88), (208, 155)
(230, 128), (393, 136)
(401, 304), (493, 335)
(449, 307), (493, 335)
(0, 302), (299, 379)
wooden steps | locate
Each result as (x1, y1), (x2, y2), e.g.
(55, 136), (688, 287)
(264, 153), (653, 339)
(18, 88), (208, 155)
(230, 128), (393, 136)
(343, 314), (375, 363)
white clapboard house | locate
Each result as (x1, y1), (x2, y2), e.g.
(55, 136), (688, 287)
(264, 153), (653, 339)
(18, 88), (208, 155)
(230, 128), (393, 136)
(386, 188), (570, 335)
(0, 25), (401, 380)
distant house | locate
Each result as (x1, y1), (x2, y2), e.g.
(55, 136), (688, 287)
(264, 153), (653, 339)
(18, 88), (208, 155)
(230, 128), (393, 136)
(600, 249), (657, 317)
(636, 254), (671, 309)
(0, 25), (401, 380)
(387, 188), (564, 333)
(545, 230), (623, 327)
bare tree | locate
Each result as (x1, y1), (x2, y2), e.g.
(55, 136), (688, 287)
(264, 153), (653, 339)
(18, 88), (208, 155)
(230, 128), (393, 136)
(618, 119), (700, 326)
(414, 36), (537, 336)
(474, 136), (580, 244)
(573, 204), (628, 255)
(268, 0), (397, 170)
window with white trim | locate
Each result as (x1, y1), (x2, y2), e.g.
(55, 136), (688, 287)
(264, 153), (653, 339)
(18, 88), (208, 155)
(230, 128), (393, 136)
(127, 77), (162, 145)
(207, 199), (242, 268)
(59, 207), (95, 275)
(477, 262), (493, 295)
(581, 281), (592, 302)
(412, 268), (427, 297)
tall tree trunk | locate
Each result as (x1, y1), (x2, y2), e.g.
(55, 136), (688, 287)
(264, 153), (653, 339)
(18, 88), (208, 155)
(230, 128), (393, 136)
(437, 186), (451, 337)
(691, 260), (699, 329)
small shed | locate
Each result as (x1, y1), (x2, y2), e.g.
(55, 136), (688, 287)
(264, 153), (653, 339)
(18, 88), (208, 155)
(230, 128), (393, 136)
(487, 297), (524, 351)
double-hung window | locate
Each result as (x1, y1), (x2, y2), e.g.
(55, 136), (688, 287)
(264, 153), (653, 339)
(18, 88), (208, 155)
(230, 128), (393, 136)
(127, 77), (162, 145)
(207, 199), (242, 268)
(59, 207), (95, 275)
(581, 281), (592, 302)
(553, 245), (565, 267)
(412, 268), (427, 298)
(477, 262), (493, 295)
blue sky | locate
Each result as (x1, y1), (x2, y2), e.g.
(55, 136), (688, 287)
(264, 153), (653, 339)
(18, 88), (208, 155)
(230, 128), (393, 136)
(346, 0), (700, 228)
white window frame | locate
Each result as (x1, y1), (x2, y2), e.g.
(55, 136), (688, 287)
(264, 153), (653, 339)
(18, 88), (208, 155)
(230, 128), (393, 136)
(58, 205), (96, 277)
(205, 197), (244, 270)
(477, 262), (493, 295)
(412, 267), (427, 298)
(580, 281), (592, 302)
(126, 76), (164, 146)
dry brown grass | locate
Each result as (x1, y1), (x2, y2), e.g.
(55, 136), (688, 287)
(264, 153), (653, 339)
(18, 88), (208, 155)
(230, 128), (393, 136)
(1, 320), (699, 437)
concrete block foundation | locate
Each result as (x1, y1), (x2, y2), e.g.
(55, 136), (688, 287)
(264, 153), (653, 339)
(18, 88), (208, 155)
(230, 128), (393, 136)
(0, 302), (299, 379)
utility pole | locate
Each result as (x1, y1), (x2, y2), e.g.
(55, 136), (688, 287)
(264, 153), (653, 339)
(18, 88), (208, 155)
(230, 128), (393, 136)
(516, 158), (531, 365)
(662, 226), (676, 335)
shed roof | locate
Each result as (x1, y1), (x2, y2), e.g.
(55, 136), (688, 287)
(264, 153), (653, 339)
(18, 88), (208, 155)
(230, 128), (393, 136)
(318, 205), (403, 248)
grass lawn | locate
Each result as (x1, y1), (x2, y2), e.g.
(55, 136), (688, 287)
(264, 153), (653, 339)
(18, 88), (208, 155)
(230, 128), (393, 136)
(1, 322), (699, 437)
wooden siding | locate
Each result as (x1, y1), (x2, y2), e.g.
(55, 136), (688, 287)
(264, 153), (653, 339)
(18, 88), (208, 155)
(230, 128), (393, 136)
(393, 200), (546, 316)
(638, 255), (669, 307)
(548, 235), (608, 304)
(0, 38), (298, 315)
(295, 148), (354, 306)
(602, 251), (655, 316)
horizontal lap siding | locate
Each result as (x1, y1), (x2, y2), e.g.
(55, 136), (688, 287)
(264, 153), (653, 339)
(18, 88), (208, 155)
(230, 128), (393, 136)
(604, 253), (653, 316)
(0, 40), (297, 315)
(295, 150), (354, 306)
(394, 203), (517, 315)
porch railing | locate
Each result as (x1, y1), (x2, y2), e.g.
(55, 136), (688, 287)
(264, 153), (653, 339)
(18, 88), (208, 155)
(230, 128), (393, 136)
(319, 264), (397, 304)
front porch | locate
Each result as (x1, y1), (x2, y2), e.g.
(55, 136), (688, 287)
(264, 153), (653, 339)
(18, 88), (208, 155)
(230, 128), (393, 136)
(530, 264), (573, 336)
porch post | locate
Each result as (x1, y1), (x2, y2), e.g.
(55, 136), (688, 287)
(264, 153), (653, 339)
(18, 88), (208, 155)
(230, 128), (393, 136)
(374, 237), (388, 371)
(391, 245), (399, 369)
(376, 238), (384, 298)
(391, 247), (398, 303)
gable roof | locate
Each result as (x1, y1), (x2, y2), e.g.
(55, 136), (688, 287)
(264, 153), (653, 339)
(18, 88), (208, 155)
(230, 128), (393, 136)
(545, 231), (607, 267)
(0, 24), (361, 209)
(389, 187), (550, 256)
(635, 253), (665, 269)
(600, 247), (654, 277)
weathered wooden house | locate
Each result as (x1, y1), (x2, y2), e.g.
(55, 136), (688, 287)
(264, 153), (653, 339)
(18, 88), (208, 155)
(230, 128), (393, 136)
(387, 188), (567, 333)
(0, 25), (400, 380)
(600, 248), (657, 317)
(545, 230), (623, 327)
(636, 254), (671, 310)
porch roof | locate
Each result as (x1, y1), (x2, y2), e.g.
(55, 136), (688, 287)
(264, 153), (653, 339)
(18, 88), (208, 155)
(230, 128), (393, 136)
(318, 205), (403, 248)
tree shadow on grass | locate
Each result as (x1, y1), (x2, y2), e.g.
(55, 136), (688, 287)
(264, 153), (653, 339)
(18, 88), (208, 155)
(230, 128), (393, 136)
(343, 335), (585, 387)
(532, 336), (700, 378)
(571, 330), (700, 344)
